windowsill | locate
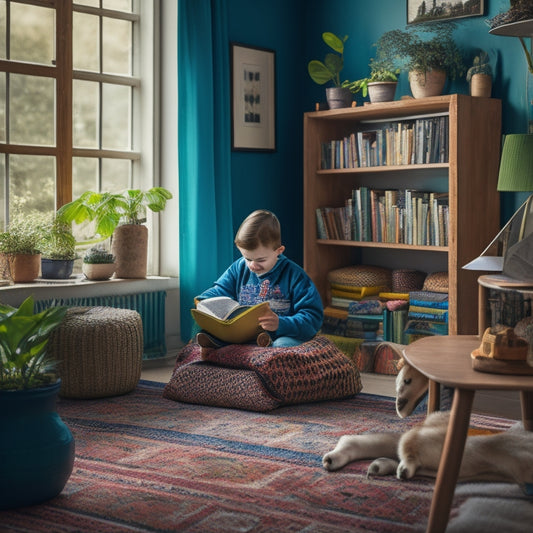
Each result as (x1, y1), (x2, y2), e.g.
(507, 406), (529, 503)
(0, 275), (179, 306)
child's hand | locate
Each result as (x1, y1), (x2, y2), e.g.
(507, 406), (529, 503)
(258, 307), (279, 332)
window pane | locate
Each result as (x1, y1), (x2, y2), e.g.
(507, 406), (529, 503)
(9, 155), (55, 216)
(102, 18), (131, 75)
(73, 12), (99, 72)
(0, 155), (5, 228)
(75, 0), (99, 7)
(0, 1), (6, 60)
(10, 3), (54, 65)
(0, 72), (5, 142)
(73, 80), (99, 148)
(73, 157), (98, 195)
(10, 74), (55, 146)
(102, 158), (129, 191)
(102, 83), (130, 149)
(103, 0), (132, 12)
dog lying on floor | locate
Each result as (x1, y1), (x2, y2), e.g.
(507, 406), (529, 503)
(322, 358), (533, 490)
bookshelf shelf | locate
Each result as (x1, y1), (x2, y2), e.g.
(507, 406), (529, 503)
(304, 95), (502, 335)
(318, 239), (448, 252)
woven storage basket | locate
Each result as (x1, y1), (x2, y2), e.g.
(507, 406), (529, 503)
(328, 265), (392, 289)
(422, 271), (449, 293)
(49, 306), (143, 399)
(392, 269), (426, 292)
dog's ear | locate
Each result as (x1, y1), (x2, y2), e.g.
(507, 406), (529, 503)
(396, 357), (405, 371)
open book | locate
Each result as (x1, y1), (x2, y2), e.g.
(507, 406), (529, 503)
(191, 297), (270, 344)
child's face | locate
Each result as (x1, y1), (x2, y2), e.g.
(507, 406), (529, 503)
(237, 244), (285, 275)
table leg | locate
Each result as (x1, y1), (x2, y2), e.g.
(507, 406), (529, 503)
(427, 380), (440, 414)
(520, 390), (533, 431)
(426, 388), (475, 533)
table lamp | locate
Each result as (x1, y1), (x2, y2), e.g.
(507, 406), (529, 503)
(463, 133), (533, 279)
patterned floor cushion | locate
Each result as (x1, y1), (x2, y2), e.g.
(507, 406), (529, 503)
(163, 335), (362, 412)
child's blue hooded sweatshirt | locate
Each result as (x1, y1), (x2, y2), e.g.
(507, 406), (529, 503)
(197, 255), (324, 342)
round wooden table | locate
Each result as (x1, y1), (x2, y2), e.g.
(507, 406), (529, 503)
(403, 335), (533, 533)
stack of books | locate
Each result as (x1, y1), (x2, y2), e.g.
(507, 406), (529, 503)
(404, 290), (449, 341)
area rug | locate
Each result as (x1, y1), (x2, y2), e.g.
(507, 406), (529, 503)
(0, 381), (520, 532)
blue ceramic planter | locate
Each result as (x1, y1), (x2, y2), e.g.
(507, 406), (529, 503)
(0, 380), (75, 509)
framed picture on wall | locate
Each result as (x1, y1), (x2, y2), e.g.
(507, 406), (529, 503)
(407, 0), (484, 24)
(231, 43), (276, 152)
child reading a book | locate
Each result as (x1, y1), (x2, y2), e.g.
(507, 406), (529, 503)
(195, 209), (323, 350)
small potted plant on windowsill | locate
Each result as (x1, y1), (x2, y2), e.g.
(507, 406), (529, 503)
(0, 296), (74, 510)
(82, 247), (116, 281)
(57, 187), (173, 279)
(40, 217), (77, 280)
(0, 218), (42, 283)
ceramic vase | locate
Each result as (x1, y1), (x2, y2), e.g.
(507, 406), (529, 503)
(0, 380), (75, 509)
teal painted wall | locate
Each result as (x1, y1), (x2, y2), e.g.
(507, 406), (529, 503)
(225, 0), (531, 263)
(227, 0), (306, 265)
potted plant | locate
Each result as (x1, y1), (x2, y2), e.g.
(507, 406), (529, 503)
(0, 296), (74, 510)
(308, 32), (358, 109)
(82, 247), (116, 281)
(57, 187), (173, 279)
(345, 58), (400, 103)
(466, 50), (493, 98)
(39, 216), (77, 279)
(0, 217), (42, 283)
(375, 23), (465, 98)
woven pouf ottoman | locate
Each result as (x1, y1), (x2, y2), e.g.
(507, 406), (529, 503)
(49, 306), (143, 399)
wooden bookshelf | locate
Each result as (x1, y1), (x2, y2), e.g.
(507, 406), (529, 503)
(303, 95), (502, 335)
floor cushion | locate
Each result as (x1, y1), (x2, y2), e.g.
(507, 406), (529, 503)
(163, 335), (362, 412)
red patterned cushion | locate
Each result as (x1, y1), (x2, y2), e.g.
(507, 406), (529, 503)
(163, 336), (362, 411)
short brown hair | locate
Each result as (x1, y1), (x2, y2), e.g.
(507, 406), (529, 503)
(234, 210), (281, 250)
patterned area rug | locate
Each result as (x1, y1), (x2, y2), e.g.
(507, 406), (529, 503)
(1, 381), (519, 532)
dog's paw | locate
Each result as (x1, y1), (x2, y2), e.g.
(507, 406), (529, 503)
(397, 460), (417, 480)
(322, 452), (343, 471)
(367, 457), (398, 477)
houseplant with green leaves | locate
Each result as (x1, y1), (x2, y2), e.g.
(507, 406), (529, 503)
(345, 58), (400, 103)
(39, 216), (77, 279)
(0, 216), (42, 283)
(308, 32), (358, 109)
(57, 187), (173, 278)
(82, 247), (116, 281)
(466, 50), (492, 97)
(375, 22), (465, 98)
(0, 295), (74, 509)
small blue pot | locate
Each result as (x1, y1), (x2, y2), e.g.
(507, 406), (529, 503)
(0, 380), (75, 509)
(40, 258), (74, 279)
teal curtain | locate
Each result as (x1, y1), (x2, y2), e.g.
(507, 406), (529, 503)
(178, 0), (233, 341)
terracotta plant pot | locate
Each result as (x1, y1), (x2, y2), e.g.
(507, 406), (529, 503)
(111, 224), (148, 279)
(0, 253), (41, 283)
(408, 69), (446, 99)
(368, 82), (397, 103)
(470, 74), (492, 98)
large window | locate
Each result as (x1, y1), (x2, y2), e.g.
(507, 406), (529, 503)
(0, 0), (155, 234)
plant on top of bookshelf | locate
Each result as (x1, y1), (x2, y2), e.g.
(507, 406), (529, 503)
(375, 22), (465, 98)
(308, 32), (359, 109)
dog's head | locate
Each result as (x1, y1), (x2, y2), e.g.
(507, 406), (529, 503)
(395, 358), (428, 418)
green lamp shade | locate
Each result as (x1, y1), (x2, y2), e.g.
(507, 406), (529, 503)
(497, 134), (533, 192)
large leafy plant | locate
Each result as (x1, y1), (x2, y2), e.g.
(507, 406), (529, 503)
(0, 296), (67, 390)
(57, 187), (173, 243)
(308, 32), (357, 90)
(376, 23), (465, 80)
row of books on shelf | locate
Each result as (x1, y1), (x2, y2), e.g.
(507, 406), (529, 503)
(322, 290), (449, 345)
(316, 187), (449, 246)
(320, 115), (449, 169)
